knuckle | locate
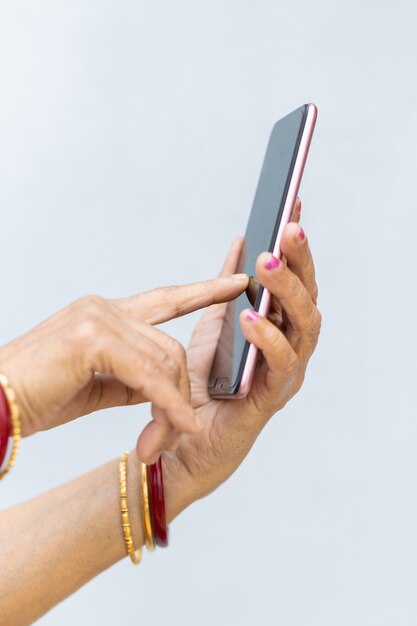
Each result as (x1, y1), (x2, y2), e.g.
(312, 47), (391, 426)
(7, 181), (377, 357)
(74, 317), (102, 343)
(72, 298), (110, 342)
(311, 284), (319, 305)
(162, 352), (181, 377)
(168, 338), (186, 363)
(85, 297), (108, 322)
(71, 294), (107, 313)
(269, 332), (298, 374)
(292, 370), (306, 395)
(306, 308), (322, 337)
(288, 275), (305, 301)
(142, 358), (163, 382)
(285, 352), (299, 374)
(70, 296), (109, 332)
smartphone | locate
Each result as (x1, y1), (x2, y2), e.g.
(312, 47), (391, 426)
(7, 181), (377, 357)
(208, 103), (317, 399)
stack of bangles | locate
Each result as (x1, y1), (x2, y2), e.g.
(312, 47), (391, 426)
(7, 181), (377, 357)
(119, 452), (169, 565)
(0, 372), (169, 562)
(0, 373), (22, 480)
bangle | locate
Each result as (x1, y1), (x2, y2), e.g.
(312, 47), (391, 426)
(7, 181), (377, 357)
(140, 461), (155, 551)
(0, 384), (11, 469)
(0, 373), (21, 480)
(119, 452), (142, 565)
(148, 457), (169, 547)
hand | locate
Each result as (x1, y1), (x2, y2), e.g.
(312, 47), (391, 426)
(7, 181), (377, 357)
(162, 200), (321, 513)
(0, 275), (248, 461)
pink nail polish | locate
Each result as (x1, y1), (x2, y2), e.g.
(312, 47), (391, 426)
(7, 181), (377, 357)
(298, 228), (305, 241)
(246, 310), (259, 322)
(265, 255), (281, 270)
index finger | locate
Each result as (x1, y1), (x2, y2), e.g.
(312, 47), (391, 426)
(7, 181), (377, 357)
(112, 274), (249, 325)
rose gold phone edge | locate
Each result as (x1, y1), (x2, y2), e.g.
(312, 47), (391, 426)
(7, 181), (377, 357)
(216, 103), (318, 400)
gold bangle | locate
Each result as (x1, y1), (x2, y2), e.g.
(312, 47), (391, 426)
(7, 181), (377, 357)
(0, 373), (22, 481)
(119, 452), (142, 565)
(140, 461), (155, 551)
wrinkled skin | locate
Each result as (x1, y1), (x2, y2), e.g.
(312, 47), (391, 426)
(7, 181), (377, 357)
(160, 201), (322, 508)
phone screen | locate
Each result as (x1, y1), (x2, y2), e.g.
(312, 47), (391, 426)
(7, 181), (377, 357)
(209, 105), (309, 395)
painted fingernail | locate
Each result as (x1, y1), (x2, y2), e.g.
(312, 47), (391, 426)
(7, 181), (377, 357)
(298, 227), (305, 242)
(246, 310), (259, 322)
(297, 200), (302, 214)
(265, 255), (281, 270)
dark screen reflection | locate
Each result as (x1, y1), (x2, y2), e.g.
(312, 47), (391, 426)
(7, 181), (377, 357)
(209, 105), (307, 393)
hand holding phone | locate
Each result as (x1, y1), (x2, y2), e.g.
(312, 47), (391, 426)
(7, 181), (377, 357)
(174, 183), (321, 505)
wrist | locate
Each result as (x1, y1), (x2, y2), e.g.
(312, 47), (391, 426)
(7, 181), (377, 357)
(0, 359), (34, 437)
(0, 371), (22, 479)
(160, 451), (195, 523)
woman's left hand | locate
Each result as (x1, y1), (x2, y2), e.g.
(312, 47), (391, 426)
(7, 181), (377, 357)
(159, 202), (322, 513)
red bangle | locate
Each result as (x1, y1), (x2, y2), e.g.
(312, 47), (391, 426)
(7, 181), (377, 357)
(0, 383), (11, 468)
(148, 457), (169, 547)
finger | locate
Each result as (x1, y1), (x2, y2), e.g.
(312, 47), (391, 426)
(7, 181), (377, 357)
(81, 334), (184, 415)
(78, 318), (201, 434)
(112, 274), (249, 325)
(90, 305), (192, 407)
(119, 316), (192, 412)
(280, 223), (318, 304)
(246, 276), (260, 307)
(143, 328), (190, 460)
(256, 253), (321, 359)
(239, 309), (298, 375)
(84, 308), (192, 460)
(80, 314), (187, 413)
(290, 197), (302, 224)
(136, 419), (172, 464)
(140, 325), (191, 404)
(139, 324), (190, 457)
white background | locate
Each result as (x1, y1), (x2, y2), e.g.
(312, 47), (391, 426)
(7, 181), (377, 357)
(1, 1), (417, 625)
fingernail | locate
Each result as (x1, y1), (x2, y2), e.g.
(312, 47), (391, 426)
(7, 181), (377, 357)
(265, 255), (281, 270)
(232, 273), (248, 281)
(298, 227), (305, 242)
(297, 200), (302, 214)
(246, 310), (259, 322)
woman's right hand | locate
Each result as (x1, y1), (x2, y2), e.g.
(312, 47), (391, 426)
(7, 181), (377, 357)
(0, 275), (248, 460)
(161, 210), (321, 517)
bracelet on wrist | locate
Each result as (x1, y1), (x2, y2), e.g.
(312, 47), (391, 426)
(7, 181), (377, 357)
(119, 452), (142, 565)
(141, 460), (155, 552)
(0, 373), (21, 480)
(118, 452), (169, 565)
(148, 457), (169, 547)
